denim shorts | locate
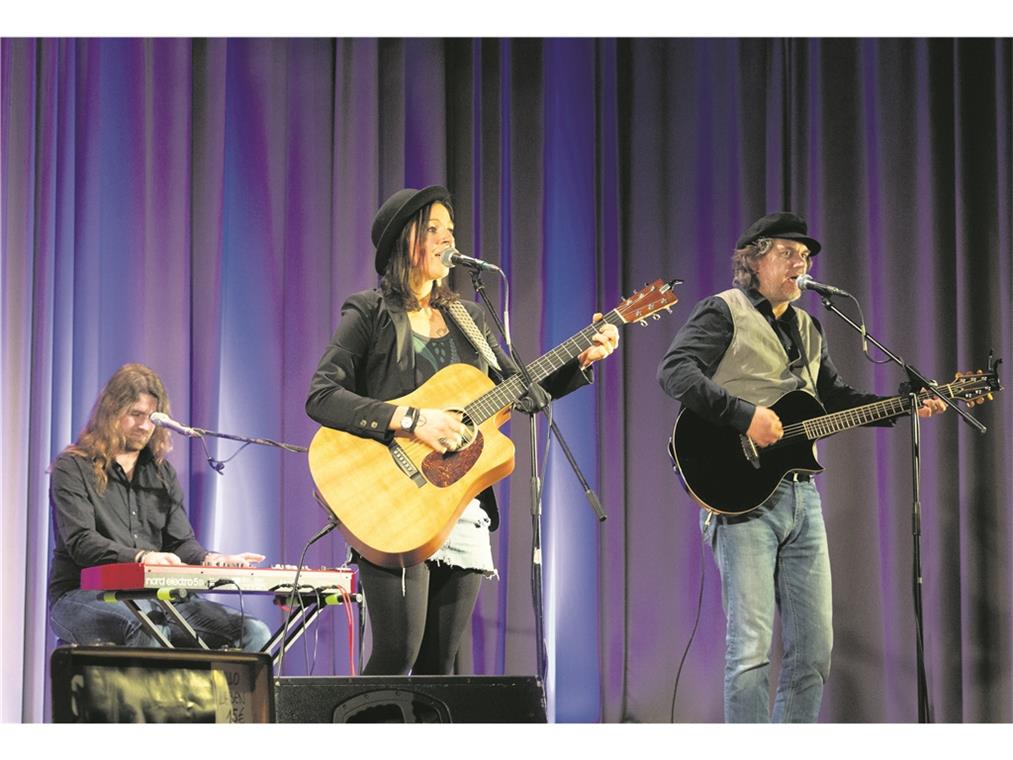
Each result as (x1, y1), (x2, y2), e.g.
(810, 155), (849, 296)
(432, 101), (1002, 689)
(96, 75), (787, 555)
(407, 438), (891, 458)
(427, 499), (498, 578)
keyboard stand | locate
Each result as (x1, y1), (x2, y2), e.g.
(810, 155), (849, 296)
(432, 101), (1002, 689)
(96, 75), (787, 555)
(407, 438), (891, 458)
(99, 588), (209, 649)
(96, 586), (360, 669)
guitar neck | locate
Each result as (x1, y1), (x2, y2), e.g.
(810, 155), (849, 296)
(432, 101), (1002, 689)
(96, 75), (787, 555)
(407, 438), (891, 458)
(797, 384), (960, 441)
(464, 310), (625, 424)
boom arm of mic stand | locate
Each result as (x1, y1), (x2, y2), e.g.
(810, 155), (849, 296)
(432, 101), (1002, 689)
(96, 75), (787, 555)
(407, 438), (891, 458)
(818, 296), (985, 433)
(191, 428), (309, 453)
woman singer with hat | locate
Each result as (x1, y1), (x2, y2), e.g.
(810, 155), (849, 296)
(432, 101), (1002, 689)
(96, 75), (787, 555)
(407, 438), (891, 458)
(306, 185), (619, 675)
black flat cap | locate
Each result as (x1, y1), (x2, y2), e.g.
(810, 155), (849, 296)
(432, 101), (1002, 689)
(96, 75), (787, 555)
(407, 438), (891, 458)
(735, 211), (821, 255)
(371, 185), (451, 274)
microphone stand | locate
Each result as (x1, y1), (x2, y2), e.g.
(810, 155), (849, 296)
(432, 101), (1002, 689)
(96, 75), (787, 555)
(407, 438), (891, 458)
(468, 268), (607, 683)
(815, 294), (985, 723)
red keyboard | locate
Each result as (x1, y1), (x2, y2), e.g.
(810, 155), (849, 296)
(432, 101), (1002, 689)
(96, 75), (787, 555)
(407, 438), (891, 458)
(81, 563), (356, 595)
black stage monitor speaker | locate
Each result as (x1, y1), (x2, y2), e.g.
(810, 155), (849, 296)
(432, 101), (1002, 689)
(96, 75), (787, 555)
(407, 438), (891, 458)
(275, 675), (547, 723)
(50, 646), (275, 723)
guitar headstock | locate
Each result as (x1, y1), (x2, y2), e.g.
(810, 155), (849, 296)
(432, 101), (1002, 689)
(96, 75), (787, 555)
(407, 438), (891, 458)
(949, 352), (1003, 408)
(614, 278), (683, 326)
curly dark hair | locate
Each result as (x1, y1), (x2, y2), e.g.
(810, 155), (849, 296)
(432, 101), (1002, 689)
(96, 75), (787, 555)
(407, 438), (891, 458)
(730, 237), (812, 289)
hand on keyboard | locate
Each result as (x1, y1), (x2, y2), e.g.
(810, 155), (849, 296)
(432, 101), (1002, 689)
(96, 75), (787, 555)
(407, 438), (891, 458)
(203, 551), (266, 568)
(143, 551), (183, 565)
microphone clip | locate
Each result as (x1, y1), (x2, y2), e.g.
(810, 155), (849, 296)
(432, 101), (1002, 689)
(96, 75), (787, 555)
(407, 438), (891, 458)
(441, 247), (503, 273)
(514, 382), (552, 415)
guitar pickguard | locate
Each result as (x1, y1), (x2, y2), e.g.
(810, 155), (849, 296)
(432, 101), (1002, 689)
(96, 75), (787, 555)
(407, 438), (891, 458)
(422, 431), (486, 487)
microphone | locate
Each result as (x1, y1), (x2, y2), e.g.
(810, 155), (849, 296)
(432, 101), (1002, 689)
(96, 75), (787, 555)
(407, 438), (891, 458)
(150, 412), (201, 438)
(441, 247), (502, 273)
(796, 274), (852, 298)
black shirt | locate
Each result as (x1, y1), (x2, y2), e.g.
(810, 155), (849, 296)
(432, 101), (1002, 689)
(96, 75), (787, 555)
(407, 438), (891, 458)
(657, 287), (887, 433)
(48, 448), (208, 604)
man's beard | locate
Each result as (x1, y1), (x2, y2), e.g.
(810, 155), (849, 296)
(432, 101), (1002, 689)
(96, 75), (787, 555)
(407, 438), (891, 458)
(123, 433), (151, 452)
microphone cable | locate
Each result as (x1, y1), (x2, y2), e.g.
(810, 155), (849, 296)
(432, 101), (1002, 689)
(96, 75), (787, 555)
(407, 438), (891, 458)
(670, 527), (707, 723)
(306, 586), (323, 676)
(276, 512), (340, 678)
(338, 588), (357, 676)
(207, 577), (245, 650)
(195, 434), (252, 475)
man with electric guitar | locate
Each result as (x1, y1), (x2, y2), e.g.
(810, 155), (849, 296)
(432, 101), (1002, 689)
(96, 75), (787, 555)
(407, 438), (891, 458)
(657, 212), (949, 722)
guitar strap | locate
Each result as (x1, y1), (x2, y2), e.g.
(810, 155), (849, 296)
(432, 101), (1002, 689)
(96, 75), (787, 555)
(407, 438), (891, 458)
(445, 300), (503, 375)
(788, 317), (820, 398)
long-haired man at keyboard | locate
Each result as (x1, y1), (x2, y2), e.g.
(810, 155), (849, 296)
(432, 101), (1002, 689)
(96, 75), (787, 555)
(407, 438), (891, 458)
(48, 363), (271, 650)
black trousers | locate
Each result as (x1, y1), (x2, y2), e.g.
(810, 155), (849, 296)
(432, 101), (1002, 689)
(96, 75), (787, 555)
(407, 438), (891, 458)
(356, 557), (483, 675)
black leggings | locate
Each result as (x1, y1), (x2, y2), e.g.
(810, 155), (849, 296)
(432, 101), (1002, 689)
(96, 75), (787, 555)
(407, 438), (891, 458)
(356, 557), (483, 675)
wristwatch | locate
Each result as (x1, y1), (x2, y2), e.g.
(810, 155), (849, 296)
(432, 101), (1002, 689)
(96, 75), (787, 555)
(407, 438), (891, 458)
(400, 407), (419, 433)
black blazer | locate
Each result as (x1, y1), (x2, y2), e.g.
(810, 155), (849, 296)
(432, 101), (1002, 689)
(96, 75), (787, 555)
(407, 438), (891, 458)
(305, 288), (591, 530)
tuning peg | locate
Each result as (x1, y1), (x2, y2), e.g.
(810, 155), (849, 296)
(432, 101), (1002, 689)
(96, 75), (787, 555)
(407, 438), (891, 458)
(988, 393), (994, 401)
(652, 314), (661, 320)
(638, 320), (647, 327)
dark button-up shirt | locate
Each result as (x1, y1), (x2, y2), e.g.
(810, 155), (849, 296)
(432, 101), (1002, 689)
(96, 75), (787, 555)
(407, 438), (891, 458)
(657, 287), (887, 433)
(48, 448), (208, 604)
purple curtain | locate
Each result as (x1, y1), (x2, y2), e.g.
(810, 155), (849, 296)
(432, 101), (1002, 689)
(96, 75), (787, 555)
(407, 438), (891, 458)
(2, 38), (1010, 723)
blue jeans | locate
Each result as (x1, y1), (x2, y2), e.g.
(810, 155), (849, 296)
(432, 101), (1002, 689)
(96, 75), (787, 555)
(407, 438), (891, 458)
(701, 479), (833, 722)
(50, 589), (272, 652)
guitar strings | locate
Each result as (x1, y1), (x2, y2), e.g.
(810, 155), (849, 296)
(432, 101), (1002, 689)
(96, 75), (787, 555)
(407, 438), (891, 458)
(776, 377), (990, 441)
(465, 312), (626, 424)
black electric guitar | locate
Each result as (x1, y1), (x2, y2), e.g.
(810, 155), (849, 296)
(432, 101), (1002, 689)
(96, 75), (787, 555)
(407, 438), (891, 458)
(668, 357), (1002, 515)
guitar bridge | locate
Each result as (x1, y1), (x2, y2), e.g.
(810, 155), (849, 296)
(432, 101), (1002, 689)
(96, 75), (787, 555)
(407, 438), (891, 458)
(739, 434), (761, 469)
(389, 442), (427, 488)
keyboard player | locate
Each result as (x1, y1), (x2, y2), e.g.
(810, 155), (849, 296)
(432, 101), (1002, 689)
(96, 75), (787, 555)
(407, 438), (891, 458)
(47, 363), (271, 651)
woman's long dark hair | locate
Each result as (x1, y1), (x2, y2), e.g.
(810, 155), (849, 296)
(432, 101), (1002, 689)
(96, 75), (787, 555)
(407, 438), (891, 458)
(380, 197), (459, 311)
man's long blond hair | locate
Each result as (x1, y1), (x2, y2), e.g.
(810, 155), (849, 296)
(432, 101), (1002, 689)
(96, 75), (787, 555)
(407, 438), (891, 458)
(64, 363), (174, 493)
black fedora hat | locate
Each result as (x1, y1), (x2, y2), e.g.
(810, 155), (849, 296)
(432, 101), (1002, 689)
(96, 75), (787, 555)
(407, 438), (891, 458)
(372, 185), (451, 274)
(735, 211), (822, 255)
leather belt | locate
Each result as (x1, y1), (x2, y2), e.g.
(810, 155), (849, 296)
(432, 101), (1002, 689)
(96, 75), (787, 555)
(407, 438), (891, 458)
(788, 472), (812, 482)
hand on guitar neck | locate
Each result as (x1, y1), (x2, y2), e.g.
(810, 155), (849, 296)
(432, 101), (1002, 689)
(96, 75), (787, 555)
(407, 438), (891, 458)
(577, 312), (620, 369)
(915, 396), (947, 417)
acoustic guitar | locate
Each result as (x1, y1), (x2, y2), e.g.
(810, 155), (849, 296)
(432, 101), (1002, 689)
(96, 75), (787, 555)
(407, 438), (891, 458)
(668, 358), (1002, 515)
(309, 279), (681, 568)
